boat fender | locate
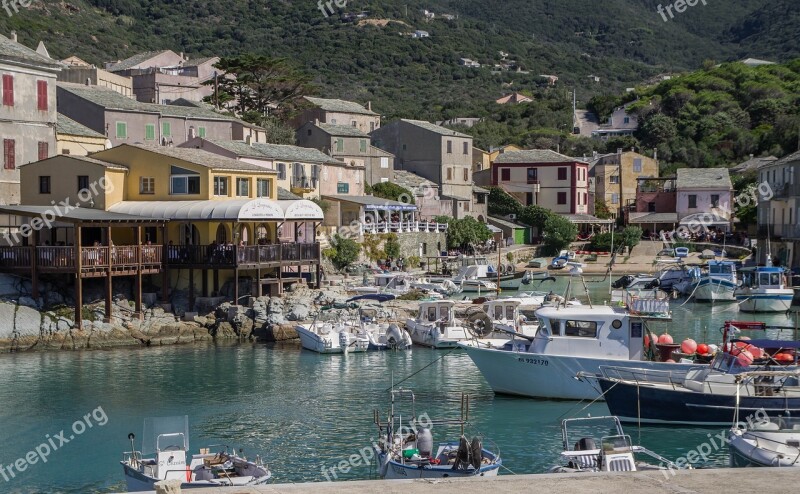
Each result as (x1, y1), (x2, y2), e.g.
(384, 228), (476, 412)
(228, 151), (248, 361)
(417, 428), (433, 457)
(505, 264), (515, 274)
(470, 437), (483, 470)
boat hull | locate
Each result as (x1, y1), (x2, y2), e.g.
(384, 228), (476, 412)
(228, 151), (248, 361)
(693, 278), (737, 302)
(736, 291), (793, 313)
(598, 377), (800, 425)
(294, 325), (368, 354)
(122, 462), (271, 492)
(377, 452), (500, 479)
(459, 344), (696, 401)
(729, 432), (800, 467)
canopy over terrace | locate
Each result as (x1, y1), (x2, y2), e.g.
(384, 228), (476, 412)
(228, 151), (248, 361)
(679, 212), (732, 232)
(563, 214), (614, 236)
(322, 194), (442, 235)
(629, 212), (679, 237)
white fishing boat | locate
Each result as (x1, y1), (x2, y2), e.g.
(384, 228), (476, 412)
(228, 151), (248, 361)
(459, 302), (702, 400)
(729, 413), (800, 467)
(373, 388), (501, 479)
(346, 273), (416, 296)
(736, 266), (794, 313)
(688, 261), (739, 302)
(121, 416), (270, 492)
(358, 309), (413, 350)
(450, 255), (525, 291)
(406, 300), (471, 349)
(549, 416), (685, 473)
(294, 319), (369, 354)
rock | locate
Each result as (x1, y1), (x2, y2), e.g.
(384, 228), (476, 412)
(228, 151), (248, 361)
(155, 479), (182, 494)
(18, 296), (40, 309)
(45, 291), (65, 306)
(0, 274), (23, 297)
(15, 305), (43, 336)
(0, 304), (16, 339)
(285, 301), (310, 321)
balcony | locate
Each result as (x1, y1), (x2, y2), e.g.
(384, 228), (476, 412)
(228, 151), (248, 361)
(291, 176), (317, 194)
(0, 245), (163, 277)
(165, 242), (320, 268)
(758, 224), (800, 239)
(360, 221), (448, 235)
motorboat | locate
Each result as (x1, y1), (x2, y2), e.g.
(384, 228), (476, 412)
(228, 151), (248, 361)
(592, 341), (800, 425)
(549, 416), (685, 473)
(611, 274), (659, 290)
(121, 416), (270, 492)
(411, 277), (462, 297)
(405, 300), (471, 349)
(358, 309), (413, 350)
(480, 298), (540, 338)
(654, 261), (694, 291)
(686, 260), (739, 302)
(729, 413), (800, 467)
(346, 273), (416, 296)
(294, 316), (370, 354)
(459, 302), (702, 400)
(549, 256), (569, 270)
(736, 266), (794, 313)
(373, 388), (501, 479)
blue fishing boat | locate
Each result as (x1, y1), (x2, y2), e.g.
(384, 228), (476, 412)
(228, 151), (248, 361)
(690, 260), (739, 302)
(735, 266), (794, 313)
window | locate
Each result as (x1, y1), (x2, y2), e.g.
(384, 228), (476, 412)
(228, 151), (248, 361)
(336, 139), (344, 152)
(609, 175), (619, 184)
(360, 139), (367, 153)
(39, 176), (50, 194)
(447, 140), (453, 154)
(370, 122), (375, 132)
(162, 122), (171, 138)
(198, 127), (206, 138)
(624, 117), (630, 124)
(337, 182), (349, 193)
(501, 168), (510, 181)
(236, 177), (249, 197)
(558, 167), (567, 180)
(140, 177), (155, 194)
(463, 142), (468, 155)
(557, 192), (567, 205)
(3, 139), (15, 169)
(380, 157), (389, 169)
(213, 176), (228, 196)
(36, 80), (48, 111)
(711, 194), (720, 207)
(277, 163), (286, 180)
(256, 178), (271, 198)
(648, 201), (656, 212)
(611, 193), (619, 204)
(170, 166), (200, 195)
(526, 192), (533, 205)
(476, 194), (486, 204)
(38, 141), (48, 161)
(77, 175), (89, 192)
(463, 168), (469, 181)
(116, 122), (127, 139)
(2, 74), (13, 106)
(145, 124), (156, 141)
(447, 168), (453, 181)
(307, 128), (312, 136)
(527, 168), (538, 183)
(633, 158), (642, 172)
(688, 194), (697, 209)
(564, 320), (598, 338)
(464, 201), (470, 212)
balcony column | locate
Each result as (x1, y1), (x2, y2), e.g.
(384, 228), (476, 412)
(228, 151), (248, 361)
(31, 228), (38, 301)
(74, 225), (82, 329)
(161, 224), (169, 304)
(104, 225), (112, 323)
(134, 226), (143, 320)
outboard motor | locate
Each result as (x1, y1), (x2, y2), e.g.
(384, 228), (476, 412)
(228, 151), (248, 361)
(644, 279), (660, 289)
(417, 428), (433, 457)
(338, 331), (350, 352)
(575, 437), (597, 451)
(385, 324), (403, 349)
(611, 275), (633, 289)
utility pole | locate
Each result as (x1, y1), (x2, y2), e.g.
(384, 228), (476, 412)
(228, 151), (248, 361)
(214, 72), (219, 110)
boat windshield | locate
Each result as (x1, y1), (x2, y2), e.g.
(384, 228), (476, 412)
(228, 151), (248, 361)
(141, 416), (189, 455)
(753, 416), (800, 432)
(710, 264), (732, 275)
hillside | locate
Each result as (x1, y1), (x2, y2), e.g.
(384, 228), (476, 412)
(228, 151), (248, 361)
(1, 0), (798, 120)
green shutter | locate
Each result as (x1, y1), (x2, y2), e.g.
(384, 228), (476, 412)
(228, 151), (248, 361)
(162, 122), (171, 137)
(116, 122), (127, 139)
(360, 139), (366, 152)
(198, 127), (206, 138)
(145, 124), (155, 141)
(336, 139), (343, 152)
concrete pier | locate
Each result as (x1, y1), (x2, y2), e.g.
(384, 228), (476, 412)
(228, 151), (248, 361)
(143, 468), (798, 494)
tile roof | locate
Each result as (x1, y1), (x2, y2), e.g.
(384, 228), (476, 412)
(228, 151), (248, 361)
(473, 185), (490, 194)
(774, 150), (800, 166)
(494, 149), (583, 164)
(198, 139), (345, 165)
(94, 144), (277, 173)
(676, 168), (732, 190)
(730, 156), (778, 173)
(400, 119), (471, 138)
(105, 50), (172, 72)
(56, 113), (105, 139)
(317, 123), (370, 137)
(0, 34), (61, 69)
(17, 154), (126, 171)
(183, 56), (218, 67)
(393, 170), (437, 190)
(488, 216), (527, 229)
(277, 187), (302, 200)
(304, 96), (377, 116)
(58, 83), (258, 127)
(628, 212), (679, 224)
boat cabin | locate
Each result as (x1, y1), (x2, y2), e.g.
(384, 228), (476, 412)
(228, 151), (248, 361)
(740, 267), (789, 289)
(418, 300), (456, 324)
(707, 260), (737, 280)
(532, 306), (646, 360)
(482, 298), (538, 336)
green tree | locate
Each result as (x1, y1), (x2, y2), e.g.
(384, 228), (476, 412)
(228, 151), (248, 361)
(542, 215), (577, 255)
(384, 233), (401, 259)
(435, 216), (492, 249)
(589, 232), (614, 251)
(620, 226), (643, 249)
(518, 205), (552, 230)
(370, 182), (415, 204)
(260, 116), (297, 144)
(487, 187), (523, 216)
(638, 113), (678, 148)
(326, 234), (360, 271)
(594, 199), (612, 220)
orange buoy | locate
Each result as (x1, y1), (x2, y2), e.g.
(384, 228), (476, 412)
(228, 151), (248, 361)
(696, 343), (709, 355)
(658, 333), (673, 344)
(681, 339), (697, 354)
(735, 350), (754, 366)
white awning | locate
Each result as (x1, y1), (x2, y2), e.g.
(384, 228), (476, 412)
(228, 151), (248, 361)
(108, 199), (323, 222)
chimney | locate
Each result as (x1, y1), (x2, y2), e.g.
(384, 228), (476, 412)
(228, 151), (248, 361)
(85, 78), (91, 86)
(10, 31), (17, 42)
(617, 148), (623, 155)
(367, 101), (372, 111)
(750, 153), (754, 159)
(653, 149), (658, 161)
(245, 135), (252, 145)
(314, 118), (320, 126)
(180, 52), (184, 60)
(631, 147), (635, 153)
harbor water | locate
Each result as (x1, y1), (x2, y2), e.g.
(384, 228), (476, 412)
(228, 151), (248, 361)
(0, 276), (797, 493)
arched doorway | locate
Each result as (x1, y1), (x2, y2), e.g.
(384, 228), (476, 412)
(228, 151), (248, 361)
(180, 223), (200, 245)
(478, 215), (485, 223)
(215, 224), (228, 244)
(237, 224), (250, 244)
(256, 224), (269, 244)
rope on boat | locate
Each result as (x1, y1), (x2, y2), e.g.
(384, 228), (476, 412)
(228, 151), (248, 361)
(555, 378), (622, 422)
(384, 348), (457, 392)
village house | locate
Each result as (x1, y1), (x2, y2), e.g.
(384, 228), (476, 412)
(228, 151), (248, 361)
(59, 56), (134, 99)
(472, 147), (491, 173)
(495, 92), (532, 105)
(0, 144), (323, 328)
(56, 113), (110, 156)
(590, 104), (639, 140)
(57, 82), (266, 148)
(291, 96), (381, 134)
(676, 167), (734, 232)
(757, 151), (800, 267)
(590, 149), (659, 220)
(0, 32), (60, 205)
(371, 119), (487, 221)
(392, 170), (453, 220)
(627, 177), (678, 235)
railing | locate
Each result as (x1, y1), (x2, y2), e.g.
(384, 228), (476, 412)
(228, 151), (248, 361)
(758, 224), (800, 239)
(0, 246), (32, 269)
(291, 177), (316, 190)
(361, 221), (448, 235)
(0, 246), (163, 271)
(165, 243), (320, 266)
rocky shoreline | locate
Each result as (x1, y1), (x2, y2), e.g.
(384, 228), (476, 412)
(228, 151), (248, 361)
(0, 274), (421, 354)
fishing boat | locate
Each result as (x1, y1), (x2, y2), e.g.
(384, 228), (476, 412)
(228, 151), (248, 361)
(592, 341), (800, 425)
(373, 388), (501, 479)
(688, 260), (739, 302)
(358, 308), (413, 350)
(405, 300), (471, 349)
(294, 314), (370, 354)
(459, 301), (703, 400)
(442, 255), (524, 291)
(736, 266), (794, 313)
(121, 416), (270, 492)
(549, 416), (685, 473)
(729, 416), (800, 467)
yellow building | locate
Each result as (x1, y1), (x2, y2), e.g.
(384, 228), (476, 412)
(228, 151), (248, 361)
(3, 144), (323, 328)
(56, 114), (111, 156)
(488, 144), (522, 163)
(472, 147), (491, 173)
(591, 150), (659, 220)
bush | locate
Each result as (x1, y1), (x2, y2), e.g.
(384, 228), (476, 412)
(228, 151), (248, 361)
(620, 226), (643, 249)
(542, 215), (577, 256)
(326, 234), (360, 271)
(384, 233), (401, 259)
(370, 182), (415, 204)
(589, 232), (614, 251)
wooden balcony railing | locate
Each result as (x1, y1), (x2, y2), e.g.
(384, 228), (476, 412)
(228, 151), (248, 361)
(165, 242), (320, 267)
(0, 245), (163, 272)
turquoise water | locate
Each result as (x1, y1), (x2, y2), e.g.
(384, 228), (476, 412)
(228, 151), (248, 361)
(0, 276), (797, 493)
